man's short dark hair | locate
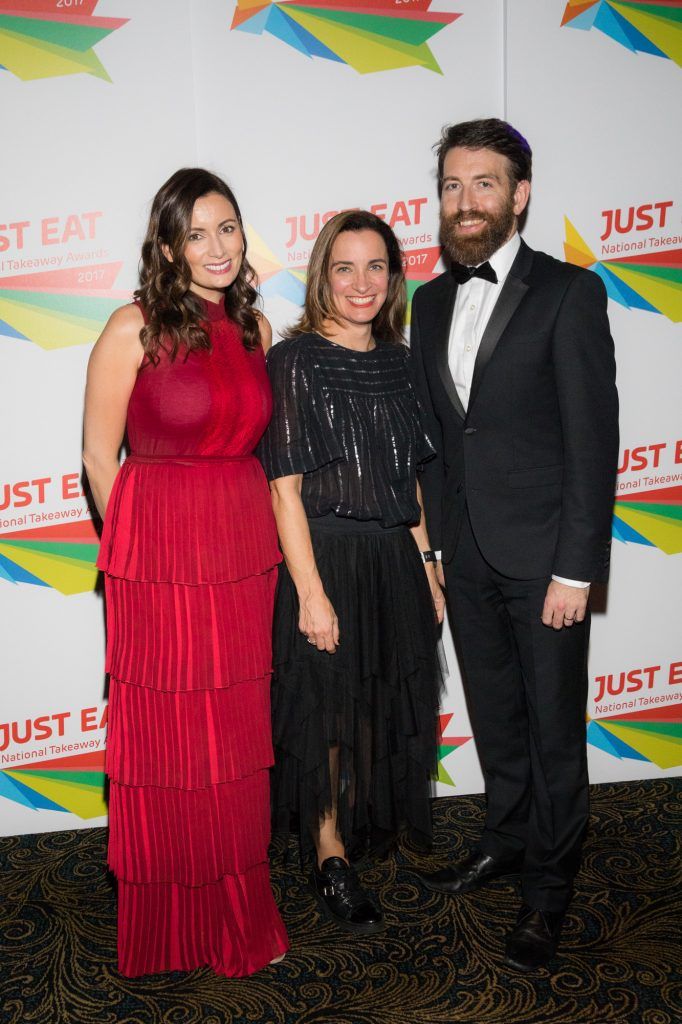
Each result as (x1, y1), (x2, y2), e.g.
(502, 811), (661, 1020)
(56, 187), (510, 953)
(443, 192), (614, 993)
(435, 118), (532, 194)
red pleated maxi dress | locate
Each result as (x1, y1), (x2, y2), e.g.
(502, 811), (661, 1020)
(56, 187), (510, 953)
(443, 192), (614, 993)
(97, 298), (289, 976)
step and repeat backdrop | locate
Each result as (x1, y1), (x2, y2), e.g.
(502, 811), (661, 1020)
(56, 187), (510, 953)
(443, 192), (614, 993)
(0, 0), (679, 836)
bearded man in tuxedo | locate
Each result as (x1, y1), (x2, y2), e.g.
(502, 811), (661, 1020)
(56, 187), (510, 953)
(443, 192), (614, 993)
(410, 119), (619, 971)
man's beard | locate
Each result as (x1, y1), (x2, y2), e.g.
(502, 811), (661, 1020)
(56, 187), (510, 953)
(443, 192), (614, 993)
(440, 197), (516, 266)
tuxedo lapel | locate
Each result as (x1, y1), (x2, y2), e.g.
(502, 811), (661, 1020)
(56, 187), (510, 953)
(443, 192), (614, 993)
(468, 240), (533, 412)
(431, 273), (466, 421)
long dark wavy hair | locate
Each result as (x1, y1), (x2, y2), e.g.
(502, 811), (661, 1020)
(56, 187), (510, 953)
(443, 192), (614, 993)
(134, 168), (260, 362)
(286, 210), (407, 346)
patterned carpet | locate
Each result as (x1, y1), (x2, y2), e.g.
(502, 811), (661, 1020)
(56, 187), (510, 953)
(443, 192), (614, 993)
(1, 779), (680, 1024)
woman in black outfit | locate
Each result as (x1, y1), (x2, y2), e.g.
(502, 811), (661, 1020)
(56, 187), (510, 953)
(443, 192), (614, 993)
(259, 210), (444, 934)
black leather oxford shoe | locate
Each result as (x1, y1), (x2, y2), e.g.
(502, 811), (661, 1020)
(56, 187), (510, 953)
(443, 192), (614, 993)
(312, 857), (385, 934)
(415, 849), (524, 895)
(504, 904), (565, 972)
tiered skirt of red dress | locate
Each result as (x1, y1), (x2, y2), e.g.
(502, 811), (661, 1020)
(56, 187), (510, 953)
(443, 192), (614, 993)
(98, 454), (288, 977)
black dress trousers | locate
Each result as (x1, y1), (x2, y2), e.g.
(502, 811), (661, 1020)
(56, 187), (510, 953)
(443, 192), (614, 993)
(445, 509), (591, 912)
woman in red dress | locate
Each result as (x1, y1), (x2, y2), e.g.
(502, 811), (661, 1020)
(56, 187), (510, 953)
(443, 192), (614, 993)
(83, 169), (288, 976)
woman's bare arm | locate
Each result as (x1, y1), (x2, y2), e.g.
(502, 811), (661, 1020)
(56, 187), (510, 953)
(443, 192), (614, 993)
(83, 304), (145, 519)
(269, 474), (339, 653)
(410, 479), (445, 624)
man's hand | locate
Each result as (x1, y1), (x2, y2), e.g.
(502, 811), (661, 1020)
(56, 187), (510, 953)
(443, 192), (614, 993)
(541, 580), (590, 631)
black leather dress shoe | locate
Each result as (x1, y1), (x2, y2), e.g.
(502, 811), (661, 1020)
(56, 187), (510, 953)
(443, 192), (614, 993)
(415, 850), (524, 895)
(312, 857), (384, 934)
(504, 904), (565, 972)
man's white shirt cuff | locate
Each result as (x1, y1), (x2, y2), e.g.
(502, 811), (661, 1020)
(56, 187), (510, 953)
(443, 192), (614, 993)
(551, 575), (590, 588)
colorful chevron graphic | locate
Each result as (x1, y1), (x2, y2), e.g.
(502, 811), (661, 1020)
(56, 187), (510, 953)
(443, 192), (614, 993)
(404, 246), (441, 306)
(588, 703), (682, 769)
(613, 484), (682, 554)
(434, 712), (471, 787)
(0, 262), (128, 349)
(0, 1), (128, 82)
(231, 1), (461, 74)
(0, 749), (106, 819)
(561, 1), (682, 67)
(247, 225), (307, 305)
(0, 519), (100, 595)
(564, 218), (682, 323)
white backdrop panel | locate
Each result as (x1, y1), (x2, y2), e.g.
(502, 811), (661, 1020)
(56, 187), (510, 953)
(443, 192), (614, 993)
(1, 0), (678, 836)
(506, 0), (681, 784)
(0, 0), (198, 836)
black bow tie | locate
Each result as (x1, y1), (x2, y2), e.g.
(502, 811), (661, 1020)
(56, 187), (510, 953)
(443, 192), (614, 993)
(450, 260), (498, 285)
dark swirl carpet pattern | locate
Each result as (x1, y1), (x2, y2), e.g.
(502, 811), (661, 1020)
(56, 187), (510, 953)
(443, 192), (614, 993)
(1, 779), (680, 1024)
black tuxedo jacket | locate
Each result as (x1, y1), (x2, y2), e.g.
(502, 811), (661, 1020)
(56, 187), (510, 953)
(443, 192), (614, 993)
(410, 239), (619, 582)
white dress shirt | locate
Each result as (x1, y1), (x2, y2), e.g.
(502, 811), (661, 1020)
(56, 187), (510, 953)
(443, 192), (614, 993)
(448, 232), (521, 412)
(438, 232), (588, 588)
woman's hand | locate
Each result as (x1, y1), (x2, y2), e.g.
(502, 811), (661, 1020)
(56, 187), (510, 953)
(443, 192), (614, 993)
(299, 589), (340, 653)
(424, 562), (445, 624)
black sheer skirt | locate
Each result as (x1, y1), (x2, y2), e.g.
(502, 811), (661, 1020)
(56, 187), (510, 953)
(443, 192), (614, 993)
(270, 514), (444, 864)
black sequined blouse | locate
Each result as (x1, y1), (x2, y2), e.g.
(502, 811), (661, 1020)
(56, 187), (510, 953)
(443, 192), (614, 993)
(258, 332), (435, 528)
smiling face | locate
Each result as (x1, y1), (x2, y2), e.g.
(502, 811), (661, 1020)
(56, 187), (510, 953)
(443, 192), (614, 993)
(327, 229), (390, 330)
(166, 192), (244, 301)
(439, 147), (530, 265)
